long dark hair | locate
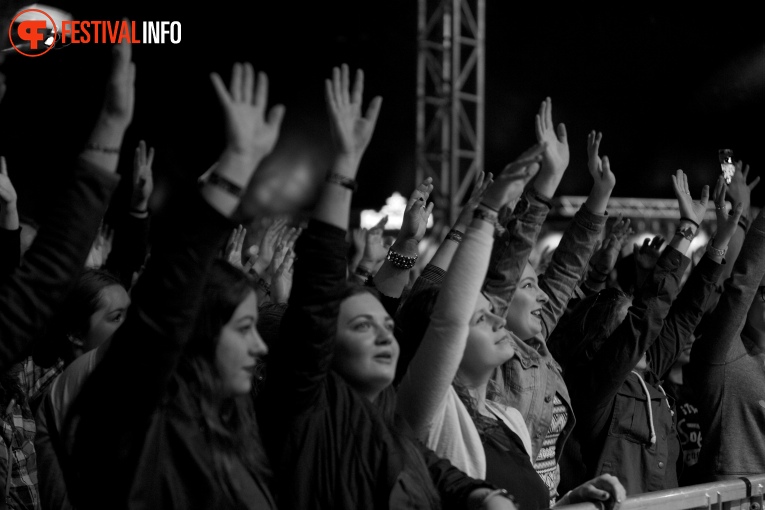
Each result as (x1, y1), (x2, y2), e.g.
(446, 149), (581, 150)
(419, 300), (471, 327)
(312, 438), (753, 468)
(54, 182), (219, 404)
(176, 259), (271, 506)
(34, 268), (124, 368)
(334, 283), (441, 508)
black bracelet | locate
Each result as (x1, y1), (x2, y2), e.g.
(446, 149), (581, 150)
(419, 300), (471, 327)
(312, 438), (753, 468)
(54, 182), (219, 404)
(84, 142), (120, 154)
(679, 217), (700, 229)
(355, 265), (373, 279)
(738, 215), (750, 232)
(445, 229), (464, 243)
(478, 201), (499, 213)
(203, 172), (245, 198)
(326, 173), (358, 192)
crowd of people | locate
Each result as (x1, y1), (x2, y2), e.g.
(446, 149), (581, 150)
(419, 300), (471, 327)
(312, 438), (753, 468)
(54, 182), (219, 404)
(0, 21), (763, 510)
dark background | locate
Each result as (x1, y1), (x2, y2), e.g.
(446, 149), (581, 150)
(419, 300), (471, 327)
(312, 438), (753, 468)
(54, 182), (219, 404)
(1, 2), (763, 222)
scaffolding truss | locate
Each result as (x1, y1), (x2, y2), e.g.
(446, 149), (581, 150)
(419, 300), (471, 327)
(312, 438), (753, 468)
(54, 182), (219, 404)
(416, 0), (485, 233)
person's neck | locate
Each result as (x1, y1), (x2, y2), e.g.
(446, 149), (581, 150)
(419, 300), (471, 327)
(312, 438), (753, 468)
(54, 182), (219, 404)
(457, 368), (492, 415)
(668, 364), (684, 385)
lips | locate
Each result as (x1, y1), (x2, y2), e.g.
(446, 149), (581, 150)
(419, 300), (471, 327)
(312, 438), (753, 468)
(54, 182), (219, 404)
(530, 309), (542, 319)
(373, 351), (394, 363)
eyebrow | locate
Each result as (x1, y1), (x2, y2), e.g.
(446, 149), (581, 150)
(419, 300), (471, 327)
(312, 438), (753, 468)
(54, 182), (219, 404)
(347, 314), (393, 325)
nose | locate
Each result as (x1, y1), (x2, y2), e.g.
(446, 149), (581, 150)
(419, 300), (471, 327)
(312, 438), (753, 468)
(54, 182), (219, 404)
(490, 312), (506, 332)
(374, 325), (394, 345)
(537, 289), (549, 304)
(250, 330), (269, 357)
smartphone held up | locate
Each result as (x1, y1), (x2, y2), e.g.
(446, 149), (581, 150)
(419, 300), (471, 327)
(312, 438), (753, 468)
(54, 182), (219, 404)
(719, 149), (735, 184)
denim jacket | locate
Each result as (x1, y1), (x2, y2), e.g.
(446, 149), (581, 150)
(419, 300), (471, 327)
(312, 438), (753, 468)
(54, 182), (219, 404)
(483, 188), (607, 462)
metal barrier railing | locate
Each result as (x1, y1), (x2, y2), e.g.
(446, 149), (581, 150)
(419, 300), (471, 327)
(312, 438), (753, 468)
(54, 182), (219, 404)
(554, 475), (765, 510)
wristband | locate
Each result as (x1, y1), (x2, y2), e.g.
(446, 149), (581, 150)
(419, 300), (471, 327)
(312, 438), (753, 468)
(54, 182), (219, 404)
(202, 172), (245, 198)
(84, 143), (120, 154)
(738, 215), (750, 233)
(707, 238), (727, 258)
(473, 208), (498, 226)
(675, 225), (696, 241)
(387, 249), (418, 270)
(445, 229), (464, 243)
(326, 173), (358, 192)
(679, 217), (700, 229)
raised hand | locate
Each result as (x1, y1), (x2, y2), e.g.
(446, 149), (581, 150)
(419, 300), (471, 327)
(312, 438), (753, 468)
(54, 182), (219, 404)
(210, 63), (285, 181)
(534, 97), (569, 196)
(101, 29), (136, 128)
(726, 160), (759, 213)
(398, 177), (435, 243)
(710, 175), (744, 256)
(455, 171), (494, 229)
(325, 64), (383, 172)
(585, 131), (616, 214)
(270, 248), (295, 304)
(131, 140), (154, 212)
(482, 143), (545, 210)
(634, 235), (665, 272)
(0, 156), (19, 230)
(252, 218), (287, 277)
(671, 169), (709, 228)
(359, 216), (389, 271)
(225, 225), (247, 270)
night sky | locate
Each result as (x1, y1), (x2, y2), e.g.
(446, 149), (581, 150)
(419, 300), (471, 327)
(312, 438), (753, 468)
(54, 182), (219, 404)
(1, 2), (763, 223)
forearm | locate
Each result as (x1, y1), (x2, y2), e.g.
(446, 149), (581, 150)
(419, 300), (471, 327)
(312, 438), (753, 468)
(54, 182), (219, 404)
(539, 202), (607, 339)
(0, 159), (119, 370)
(371, 238), (418, 298)
(397, 220), (494, 435)
(650, 253), (724, 378)
(692, 210), (765, 363)
(483, 189), (550, 317)
(313, 155), (355, 230)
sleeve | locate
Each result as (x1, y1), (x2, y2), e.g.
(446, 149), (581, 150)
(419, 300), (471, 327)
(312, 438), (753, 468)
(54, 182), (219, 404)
(104, 212), (150, 291)
(64, 189), (232, 506)
(569, 246), (689, 436)
(482, 189), (550, 317)
(538, 203), (607, 340)
(418, 443), (495, 510)
(649, 253), (724, 379)
(0, 227), (20, 278)
(35, 389), (74, 510)
(257, 220), (349, 447)
(396, 225), (495, 437)
(0, 158), (119, 371)
(692, 211), (765, 365)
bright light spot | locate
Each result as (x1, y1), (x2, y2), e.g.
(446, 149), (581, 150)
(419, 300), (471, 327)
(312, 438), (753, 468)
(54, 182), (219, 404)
(537, 232), (563, 253)
(361, 192), (434, 230)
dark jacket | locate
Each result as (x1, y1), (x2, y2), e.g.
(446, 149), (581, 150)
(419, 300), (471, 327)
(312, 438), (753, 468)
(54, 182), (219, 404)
(569, 248), (723, 494)
(62, 190), (273, 510)
(258, 220), (491, 510)
(691, 211), (765, 480)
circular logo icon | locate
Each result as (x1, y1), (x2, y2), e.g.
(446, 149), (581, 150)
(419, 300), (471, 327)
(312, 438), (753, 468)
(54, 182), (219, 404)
(8, 8), (58, 57)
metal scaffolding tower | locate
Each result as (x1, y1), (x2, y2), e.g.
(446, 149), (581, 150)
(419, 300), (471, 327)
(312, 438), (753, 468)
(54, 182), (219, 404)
(416, 0), (485, 232)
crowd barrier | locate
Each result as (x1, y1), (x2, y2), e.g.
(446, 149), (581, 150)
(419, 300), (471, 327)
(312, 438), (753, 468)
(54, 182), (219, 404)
(555, 475), (765, 510)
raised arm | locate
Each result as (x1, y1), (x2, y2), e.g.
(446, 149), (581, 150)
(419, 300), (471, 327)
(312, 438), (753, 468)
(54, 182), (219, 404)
(0, 41), (132, 370)
(66, 61), (284, 505)
(0, 156), (20, 277)
(571, 170), (706, 422)
(649, 176), (740, 378)
(396, 153), (539, 435)
(258, 64), (381, 427)
(537, 133), (614, 340)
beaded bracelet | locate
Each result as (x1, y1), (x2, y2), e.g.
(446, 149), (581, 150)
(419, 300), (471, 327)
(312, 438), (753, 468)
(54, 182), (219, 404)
(257, 278), (271, 297)
(387, 249), (418, 270)
(707, 238), (727, 258)
(355, 265), (373, 279)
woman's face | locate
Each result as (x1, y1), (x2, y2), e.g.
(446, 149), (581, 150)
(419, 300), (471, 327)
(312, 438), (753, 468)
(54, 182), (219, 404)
(505, 263), (549, 340)
(215, 291), (268, 397)
(82, 284), (131, 351)
(461, 293), (515, 377)
(333, 292), (399, 401)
